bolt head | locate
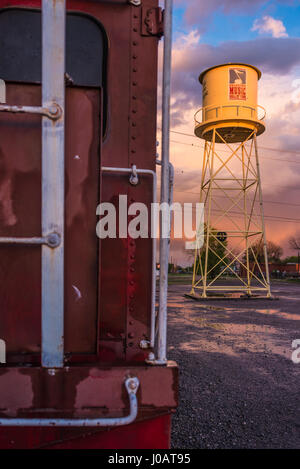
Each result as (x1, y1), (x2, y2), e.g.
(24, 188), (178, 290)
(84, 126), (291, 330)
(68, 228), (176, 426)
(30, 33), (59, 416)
(128, 379), (137, 390)
(139, 340), (150, 349)
(47, 233), (61, 248)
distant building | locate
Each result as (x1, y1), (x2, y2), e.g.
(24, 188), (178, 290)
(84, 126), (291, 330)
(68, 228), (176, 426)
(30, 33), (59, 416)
(240, 263), (299, 277)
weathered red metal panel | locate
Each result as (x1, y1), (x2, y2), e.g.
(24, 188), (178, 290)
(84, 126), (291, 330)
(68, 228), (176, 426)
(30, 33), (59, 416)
(65, 87), (101, 354)
(0, 0), (159, 366)
(0, 364), (178, 415)
(0, 85), (101, 359)
(43, 415), (172, 449)
(0, 83), (42, 358)
(0, 415), (171, 449)
(0, 0), (177, 449)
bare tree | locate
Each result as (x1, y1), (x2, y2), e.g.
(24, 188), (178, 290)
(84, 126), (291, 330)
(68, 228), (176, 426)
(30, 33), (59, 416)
(248, 239), (283, 263)
(289, 236), (300, 251)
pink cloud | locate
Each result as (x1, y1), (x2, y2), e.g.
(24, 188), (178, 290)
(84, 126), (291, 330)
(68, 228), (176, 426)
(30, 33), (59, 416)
(174, 0), (298, 31)
(252, 15), (288, 38)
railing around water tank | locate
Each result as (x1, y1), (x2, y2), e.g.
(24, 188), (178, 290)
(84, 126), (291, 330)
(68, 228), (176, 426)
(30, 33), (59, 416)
(194, 104), (266, 126)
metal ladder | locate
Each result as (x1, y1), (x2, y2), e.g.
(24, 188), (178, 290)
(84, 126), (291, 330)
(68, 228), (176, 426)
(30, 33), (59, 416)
(0, 0), (65, 368)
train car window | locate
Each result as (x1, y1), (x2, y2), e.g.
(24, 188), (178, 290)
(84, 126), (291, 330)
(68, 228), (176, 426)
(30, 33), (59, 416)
(0, 8), (106, 88)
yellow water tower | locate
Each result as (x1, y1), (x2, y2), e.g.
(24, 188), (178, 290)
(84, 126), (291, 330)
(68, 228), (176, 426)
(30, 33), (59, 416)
(191, 63), (271, 298)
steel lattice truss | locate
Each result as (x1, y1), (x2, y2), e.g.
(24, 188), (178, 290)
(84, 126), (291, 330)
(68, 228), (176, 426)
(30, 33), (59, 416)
(191, 128), (271, 298)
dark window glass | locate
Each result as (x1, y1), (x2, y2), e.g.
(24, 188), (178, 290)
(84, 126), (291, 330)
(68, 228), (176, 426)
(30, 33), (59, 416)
(0, 8), (106, 87)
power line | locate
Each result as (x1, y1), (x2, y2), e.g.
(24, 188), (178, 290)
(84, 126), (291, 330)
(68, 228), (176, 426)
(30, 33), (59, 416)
(170, 204), (300, 224)
(169, 139), (300, 165)
(212, 210), (300, 223)
(169, 193), (300, 223)
(165, 128), (300, 155)
(172, 189), (300, 208)
(157, 129), (300, 224)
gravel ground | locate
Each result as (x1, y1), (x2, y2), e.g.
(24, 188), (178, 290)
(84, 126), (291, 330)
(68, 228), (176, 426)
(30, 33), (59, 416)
(168, 280), (300, 449)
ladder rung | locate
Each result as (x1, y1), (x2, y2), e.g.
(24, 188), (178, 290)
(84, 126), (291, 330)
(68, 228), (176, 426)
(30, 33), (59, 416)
(0, 233), (60, 248)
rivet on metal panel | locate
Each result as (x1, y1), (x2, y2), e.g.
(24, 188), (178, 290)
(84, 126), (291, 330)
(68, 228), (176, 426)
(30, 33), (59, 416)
(128, 4), (140, 359)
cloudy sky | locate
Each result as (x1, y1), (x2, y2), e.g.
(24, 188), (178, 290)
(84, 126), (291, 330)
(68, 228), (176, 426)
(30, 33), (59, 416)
(158, 0), (300, 266)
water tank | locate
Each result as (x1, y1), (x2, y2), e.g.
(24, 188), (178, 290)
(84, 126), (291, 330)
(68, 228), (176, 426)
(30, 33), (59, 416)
(194, 63), (266, 143)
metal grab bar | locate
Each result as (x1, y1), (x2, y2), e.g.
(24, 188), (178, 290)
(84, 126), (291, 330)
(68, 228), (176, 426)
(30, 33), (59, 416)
(0, 103), (62, 120)
(0, 377), (139, 427)
(101, 166), (157, 350)
(0, 233), (61, 248)
(101, 161), (174, 360)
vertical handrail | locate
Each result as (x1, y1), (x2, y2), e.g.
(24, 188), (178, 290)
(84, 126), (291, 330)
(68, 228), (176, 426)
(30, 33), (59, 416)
(41, 0), (66, 367)
(156, 0), (173, 364)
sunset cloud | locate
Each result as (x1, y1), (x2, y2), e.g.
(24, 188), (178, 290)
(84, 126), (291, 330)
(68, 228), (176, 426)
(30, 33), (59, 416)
(175, 0), (267, 30)
(172, 0), (297, 31)
(160, 3), (300, 264)
(252, 16), (288, 38)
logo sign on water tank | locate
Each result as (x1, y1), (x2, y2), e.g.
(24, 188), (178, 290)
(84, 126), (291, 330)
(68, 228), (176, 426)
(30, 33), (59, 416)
(229, 68), (246, 101)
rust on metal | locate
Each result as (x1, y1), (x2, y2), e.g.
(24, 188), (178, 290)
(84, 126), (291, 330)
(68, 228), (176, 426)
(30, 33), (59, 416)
(0, 0), (177, 448)
(141, 6), (164, 36)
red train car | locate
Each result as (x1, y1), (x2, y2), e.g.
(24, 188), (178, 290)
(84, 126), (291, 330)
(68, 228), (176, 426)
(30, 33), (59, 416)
(0, 0), (177, 449)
